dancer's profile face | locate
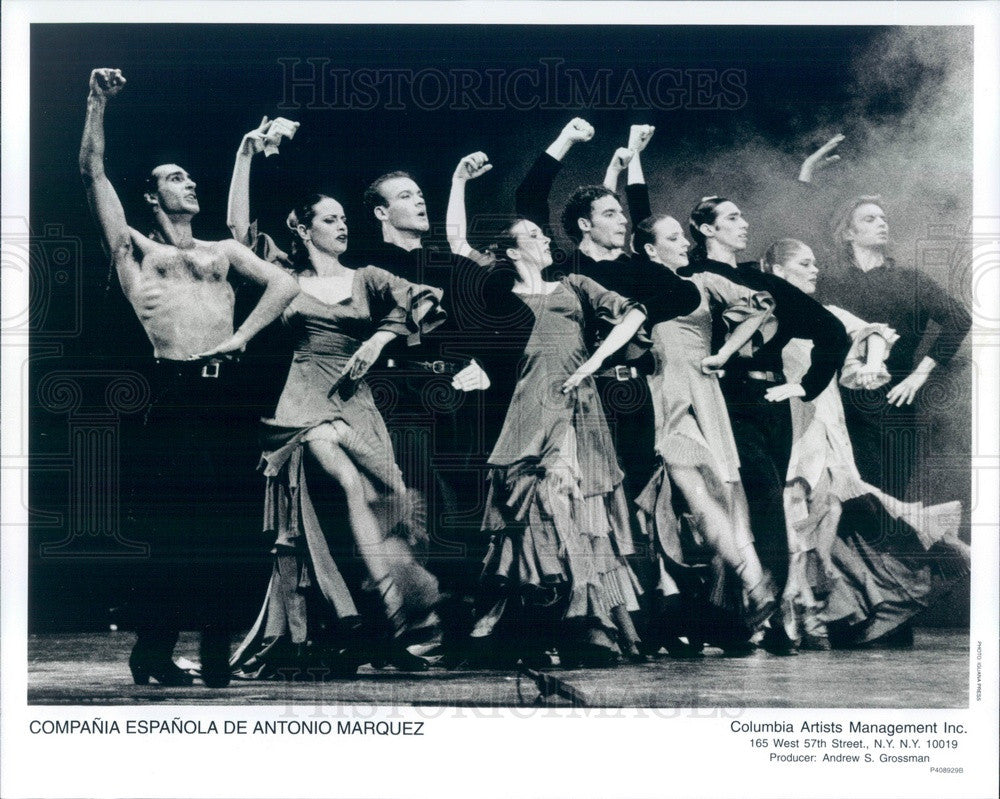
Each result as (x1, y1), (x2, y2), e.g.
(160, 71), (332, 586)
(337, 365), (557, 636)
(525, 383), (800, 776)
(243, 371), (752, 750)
(375, 176), (429, 234)
(301, 197), (348, 257)
(508, 219), (552, 269)
(148, 164), (199, 216)
(846, 203), (888, 249)
(706, 201), (748, 253)
(582, 194), (628, 249)
(774, 244), (818, 294)
(646, 216), (690, 270)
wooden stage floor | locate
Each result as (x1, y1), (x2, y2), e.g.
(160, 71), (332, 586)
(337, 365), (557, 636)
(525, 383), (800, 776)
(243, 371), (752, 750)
(27, 628), (968, 708)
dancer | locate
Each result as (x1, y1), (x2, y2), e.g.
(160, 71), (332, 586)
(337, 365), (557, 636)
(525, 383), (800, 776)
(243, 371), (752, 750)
(515, 120), (700, 503)
(797, 135), (973, 499)
(762, 239), (970, 648)
(821, 194), (972, 500)
(79, 70), (299, 687)
(631, 214), (779, 655)
(448, 154), (650, 667)
(225, 120), (448, 676)
(683, 197), (851, 653)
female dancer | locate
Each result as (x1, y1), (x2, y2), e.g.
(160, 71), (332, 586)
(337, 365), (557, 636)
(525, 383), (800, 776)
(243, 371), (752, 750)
(226, 119), (448, 677)
(761, 238), (969, 648)
(448, 156), (649, 667)
(631, 214), (779, 654)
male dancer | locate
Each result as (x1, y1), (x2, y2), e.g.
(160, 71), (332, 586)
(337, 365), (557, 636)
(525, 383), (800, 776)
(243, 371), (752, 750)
(348, 164), (508, 666)
(79, 68), (299, 686)
(684, 196), (850, 653)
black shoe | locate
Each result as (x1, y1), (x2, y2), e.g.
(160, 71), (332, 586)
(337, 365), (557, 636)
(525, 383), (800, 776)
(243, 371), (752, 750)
(664, 637), (704, 659)
(199, 628), (232, 688)
(718, 641), (757, 658)
(129, 639), (194, 686)
(862, 622), (915, 649)
(760, 625), (798, 657)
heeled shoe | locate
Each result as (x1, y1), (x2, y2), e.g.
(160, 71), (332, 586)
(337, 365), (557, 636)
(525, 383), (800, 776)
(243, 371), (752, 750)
(744, 575), (779, 630)
(621, 641), (650, 664)
(129, 645), (194, 687)
(379, 646), (431, 672)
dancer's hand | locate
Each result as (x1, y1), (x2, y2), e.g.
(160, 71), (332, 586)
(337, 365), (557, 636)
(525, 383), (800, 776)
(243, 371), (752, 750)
(453, 152), (492, 182)
(700, 353), (727, 377)
(798, 134), (844, 183)
(562, 359), (598, 393)
(240, 116), (299, 157)
(627, 124), (655, 153)
(559, 117), (595, 144)
(609, 147), (634, 172)
(452, 359), (490, 392)
(190, 332), (248, 362)
(886, 370), (928, 406)
(854, 362), (886, 391)
(343, 335), (388, 381)
(89, 68), (126, 99)
(764, 383), (806, 403)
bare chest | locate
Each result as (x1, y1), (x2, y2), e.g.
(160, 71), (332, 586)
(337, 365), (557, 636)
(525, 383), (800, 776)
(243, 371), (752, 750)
(142, 244), (229, 283)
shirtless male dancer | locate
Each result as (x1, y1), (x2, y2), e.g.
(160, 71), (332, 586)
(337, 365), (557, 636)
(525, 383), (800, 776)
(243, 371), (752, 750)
(79, 68), (299, 687)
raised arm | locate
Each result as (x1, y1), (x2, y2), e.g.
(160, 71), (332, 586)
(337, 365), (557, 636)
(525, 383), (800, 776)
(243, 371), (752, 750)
(446, 151), (493, 266)
(192, 241), (299, 360)
(798, 133), (844, 184)
(79, 69), (141, 297)
(514, 117), (594, 229)
(624, 125), (654, 227)
(226, 116), (299, 244)
(603, 148), (633, 191)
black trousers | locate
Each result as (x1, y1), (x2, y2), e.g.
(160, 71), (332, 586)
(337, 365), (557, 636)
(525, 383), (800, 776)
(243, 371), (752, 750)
(372, 367), (490, 599)
(127, 360), (260, 636)
(721, 375), (793, 589)
(840, 384), (922, 501)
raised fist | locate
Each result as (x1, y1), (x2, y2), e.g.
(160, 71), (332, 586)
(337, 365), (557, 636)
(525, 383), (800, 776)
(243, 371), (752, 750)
(628, 124), (655, 154)
(610, 147), (634, 171)
(453, 151), (492, 182)
(561, 117), (595, 143)
(89, 68), (126, 98)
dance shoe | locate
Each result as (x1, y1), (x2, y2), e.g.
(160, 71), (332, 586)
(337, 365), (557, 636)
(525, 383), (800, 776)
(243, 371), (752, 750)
(129, 642), (194, 687)
(199, 628), (232, 688)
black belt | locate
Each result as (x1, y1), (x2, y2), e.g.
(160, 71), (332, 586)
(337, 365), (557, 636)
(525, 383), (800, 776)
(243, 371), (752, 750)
(730, 369), (785, 384)
(382, 357), (467, 375)
(595, 364), (641, 382)
(154, 358), (228, 380)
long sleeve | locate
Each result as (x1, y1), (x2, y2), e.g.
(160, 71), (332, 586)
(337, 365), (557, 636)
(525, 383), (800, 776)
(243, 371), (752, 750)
(631, 261), (701, 324)
(625, 182), (652, 229)
(746, 269), (850, 402)
(918, 270), (972, 367)
(797, 295), (851, 401)
(514, 152), (561, 232)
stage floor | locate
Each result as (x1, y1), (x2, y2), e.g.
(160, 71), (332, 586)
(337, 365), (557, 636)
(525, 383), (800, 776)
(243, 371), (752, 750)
(26, 628), (969, 707)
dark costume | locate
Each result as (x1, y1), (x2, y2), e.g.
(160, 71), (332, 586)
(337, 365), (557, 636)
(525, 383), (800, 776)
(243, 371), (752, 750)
(819, 255), (972, 500)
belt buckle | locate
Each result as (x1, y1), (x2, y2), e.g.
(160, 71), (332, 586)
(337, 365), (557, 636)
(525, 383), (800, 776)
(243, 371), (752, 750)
(201, 361), (220, 379)
(613, 364), (631, 382)
(431, 360), (447, 374)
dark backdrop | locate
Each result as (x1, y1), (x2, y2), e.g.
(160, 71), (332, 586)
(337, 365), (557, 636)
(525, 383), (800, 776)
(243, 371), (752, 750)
(27, 23), (972, 631)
